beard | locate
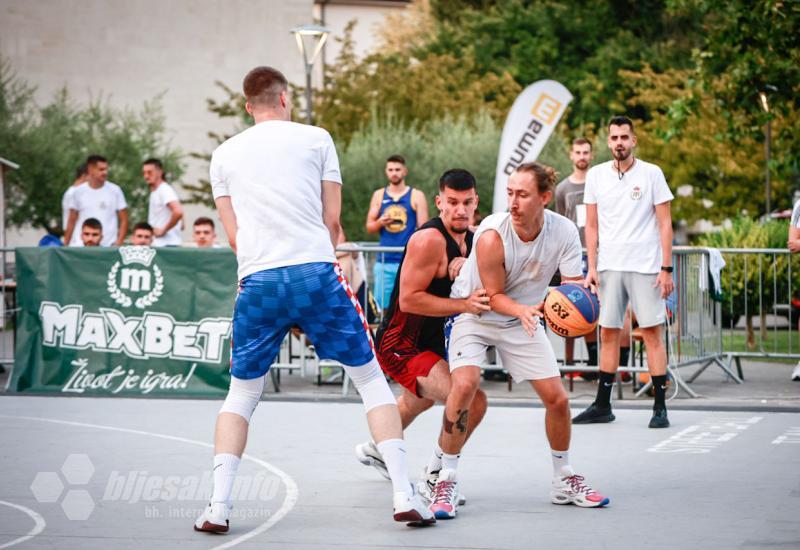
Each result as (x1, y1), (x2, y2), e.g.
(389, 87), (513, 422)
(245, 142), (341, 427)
(614, 148), (632, 161)
(575, 160), (589, 170)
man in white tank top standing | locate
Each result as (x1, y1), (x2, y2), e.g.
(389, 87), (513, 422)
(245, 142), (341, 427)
(572, 115), (675, 429)
(427, 163), (610, 520)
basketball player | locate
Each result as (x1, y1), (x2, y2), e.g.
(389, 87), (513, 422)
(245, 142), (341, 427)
(572, 115), (674, 429)
(429, 162), (609, 519)
(365, 155), (429, 309)
(355, 169), (489, 502)
(194, 66), (434, 533)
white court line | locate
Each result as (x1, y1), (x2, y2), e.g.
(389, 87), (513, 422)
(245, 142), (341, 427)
(0, 500), (46, 549)
(0, 414), (298, 549)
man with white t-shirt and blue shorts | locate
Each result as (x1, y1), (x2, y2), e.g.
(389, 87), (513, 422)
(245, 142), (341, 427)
(572, 115), (675, 428)
(427, 162), (609, 520)
(193, 66), (434, 534)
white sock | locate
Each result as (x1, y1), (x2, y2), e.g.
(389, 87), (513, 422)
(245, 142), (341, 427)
(376, 439), (412, 496)
(441, 451), (460, 472)
(211, 453), (240, 505)
(551, 449), (572, 477)
(426, 443), (443, 473)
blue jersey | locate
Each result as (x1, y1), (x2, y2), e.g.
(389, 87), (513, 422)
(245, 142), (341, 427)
(378, 187), (417, 263)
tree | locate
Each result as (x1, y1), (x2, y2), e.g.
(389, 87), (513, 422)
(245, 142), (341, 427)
(0, 59), (184, 235)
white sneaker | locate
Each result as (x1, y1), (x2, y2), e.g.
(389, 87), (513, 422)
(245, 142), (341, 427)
(429, 468), (459, 519)
(417, 467), (466, 505)
(393, 489), (436, 526)
(355, 441), (391, 480)
(792, 362), (800, 381)
(550, 467), (609, 508)
(194, 502), (230, 533)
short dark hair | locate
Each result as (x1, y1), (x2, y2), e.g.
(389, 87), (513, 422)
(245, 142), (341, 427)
(439, 169), (477, 192)
(243, 66), (288, 108)
(608, 115), (634, 132)
(193, 216), (215, 229)
(571, 137), (592, 151)
(82, 218), (102, 231)
(75, 163), (88, 179)
(143, 158), (163, 171)
(386, 155), (406, 166)
(86, 155), (107, 166)
(133, 222), (153, 233)
(514, 162), (558, 194)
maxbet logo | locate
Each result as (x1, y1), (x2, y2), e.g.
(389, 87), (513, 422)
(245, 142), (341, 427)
(38, 247), (231, 364)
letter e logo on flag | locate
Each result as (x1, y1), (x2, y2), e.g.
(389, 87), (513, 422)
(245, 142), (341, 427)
(531, 94), (562, 124)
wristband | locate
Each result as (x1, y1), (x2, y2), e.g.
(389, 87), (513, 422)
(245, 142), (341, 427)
(660, 266), (673, 273)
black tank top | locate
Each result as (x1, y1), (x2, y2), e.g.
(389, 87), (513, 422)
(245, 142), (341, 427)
(376, 217), (474, 354)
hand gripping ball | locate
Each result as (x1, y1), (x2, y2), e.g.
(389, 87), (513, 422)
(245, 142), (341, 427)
(543, 283), (599, 338)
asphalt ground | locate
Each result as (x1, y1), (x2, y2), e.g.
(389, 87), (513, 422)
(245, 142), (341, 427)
(0, 394), (798, 550)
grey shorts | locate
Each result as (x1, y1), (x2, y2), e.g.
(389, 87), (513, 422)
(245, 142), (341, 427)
(598, 270), (666, 329)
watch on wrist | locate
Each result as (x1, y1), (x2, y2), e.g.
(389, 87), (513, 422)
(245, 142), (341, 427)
(660, 265), (673, 273)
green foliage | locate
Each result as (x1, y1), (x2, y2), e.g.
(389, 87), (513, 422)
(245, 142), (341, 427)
(339, 112), (502, 241)
(0, 59), (184, 235)
(315, 21), (521, 145)
(698, 217), (796, 343)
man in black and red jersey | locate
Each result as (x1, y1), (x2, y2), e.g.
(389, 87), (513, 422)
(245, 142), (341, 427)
(355, 168), (491, 503)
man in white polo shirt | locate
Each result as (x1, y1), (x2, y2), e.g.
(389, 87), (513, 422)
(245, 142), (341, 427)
(143, 158), (184, 247)
(63, 155), (128, 247)
(572, 115), (675, 429)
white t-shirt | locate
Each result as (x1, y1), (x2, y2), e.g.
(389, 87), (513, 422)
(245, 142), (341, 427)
(148, 182), (182, 247)
(69, 181), (128, 247)
(583, 159), (674, 274)
(451, 211), (582, 325)
(62, 185), (81, 231)
(210, 120), (342, 279)
(791, 200), (800, 228)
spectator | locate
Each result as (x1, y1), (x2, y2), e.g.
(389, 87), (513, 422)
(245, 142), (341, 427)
(192, 217), (218, 248)
(365, 154), (429, 309)
(62, 163), (88, 232)
(143, 158), (183, 247)
(130, 222), (154, 246)
(81, 218), (103, 247)
(64, 155), (128, 247)
(788, 199), (800, 381)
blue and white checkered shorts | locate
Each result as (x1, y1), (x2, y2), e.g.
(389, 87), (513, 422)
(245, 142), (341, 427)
(230, 262), (375, 380)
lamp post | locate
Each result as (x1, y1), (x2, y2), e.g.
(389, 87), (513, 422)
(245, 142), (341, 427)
(290, 24), (331, 125)
(759, 90), (771, 215)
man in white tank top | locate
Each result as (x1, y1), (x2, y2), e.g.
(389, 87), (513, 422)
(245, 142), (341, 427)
(427, 163), (609, 519)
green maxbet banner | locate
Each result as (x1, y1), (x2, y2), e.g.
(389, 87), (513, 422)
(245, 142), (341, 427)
(11, 247), (237, 397)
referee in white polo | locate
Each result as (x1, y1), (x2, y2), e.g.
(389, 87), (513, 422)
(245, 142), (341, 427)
(572, 115), (675, 429)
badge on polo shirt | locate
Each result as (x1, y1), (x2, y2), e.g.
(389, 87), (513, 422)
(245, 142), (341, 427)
(630, 186), (642, 200)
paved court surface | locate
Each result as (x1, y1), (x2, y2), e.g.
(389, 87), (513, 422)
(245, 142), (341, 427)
(0, 395), (798, 550)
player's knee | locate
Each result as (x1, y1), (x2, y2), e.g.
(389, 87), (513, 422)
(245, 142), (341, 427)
(450, 374), (479, 401)
(219, 374), (266, 423)
(343, 358), (397, 413)
(545, 390), (569, 413)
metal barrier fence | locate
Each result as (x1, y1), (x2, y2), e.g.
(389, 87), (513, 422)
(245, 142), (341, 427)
(3, 244), (797, 395)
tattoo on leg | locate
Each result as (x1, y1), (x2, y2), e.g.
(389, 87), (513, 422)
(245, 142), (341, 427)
(455, 410), (468, 433)
(443, 410), (454, 434)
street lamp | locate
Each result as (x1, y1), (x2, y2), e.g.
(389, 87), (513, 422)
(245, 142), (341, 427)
(290, 24), (331, 125)
(759, 85), (776, 216)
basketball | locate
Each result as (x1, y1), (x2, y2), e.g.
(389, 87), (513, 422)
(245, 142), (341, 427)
(544, 283), (599, 338)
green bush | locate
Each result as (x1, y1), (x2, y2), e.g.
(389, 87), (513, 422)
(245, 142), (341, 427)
(0, 59), (184, 235)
